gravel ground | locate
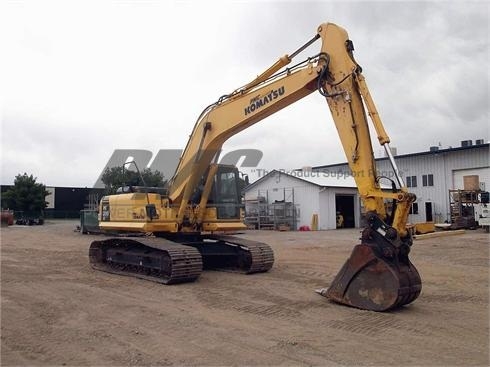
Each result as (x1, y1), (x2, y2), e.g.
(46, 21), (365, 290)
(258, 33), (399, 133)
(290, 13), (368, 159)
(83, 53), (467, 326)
(1, 220), (489, 366)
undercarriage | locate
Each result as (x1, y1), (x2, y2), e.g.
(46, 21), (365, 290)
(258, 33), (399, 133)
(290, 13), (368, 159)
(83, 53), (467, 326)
(89, 234), (274, 284)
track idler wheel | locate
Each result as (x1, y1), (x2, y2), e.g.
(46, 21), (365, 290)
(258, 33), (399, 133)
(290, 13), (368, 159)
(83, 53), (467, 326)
(318, 244), (421, 311)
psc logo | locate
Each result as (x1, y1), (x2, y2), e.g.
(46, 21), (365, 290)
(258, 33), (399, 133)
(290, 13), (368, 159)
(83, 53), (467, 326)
(93, 149), (263, 188)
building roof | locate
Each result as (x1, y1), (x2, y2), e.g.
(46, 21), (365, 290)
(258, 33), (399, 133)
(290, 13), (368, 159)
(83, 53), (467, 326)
(245, 169), (360, 191)
(312, 143), (489, 170)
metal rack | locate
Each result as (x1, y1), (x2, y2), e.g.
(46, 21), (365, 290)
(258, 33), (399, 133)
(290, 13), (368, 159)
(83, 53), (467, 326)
(448, 189), (479, 229)
(244, 196), (299, 230)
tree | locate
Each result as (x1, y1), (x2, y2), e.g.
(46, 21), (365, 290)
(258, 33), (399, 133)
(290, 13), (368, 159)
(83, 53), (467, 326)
(100, 166), (166, 194)
(1, 173), (50, 216)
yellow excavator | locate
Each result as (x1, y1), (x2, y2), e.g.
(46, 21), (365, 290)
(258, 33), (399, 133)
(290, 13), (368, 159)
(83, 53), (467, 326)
(89, 22), (422, 311)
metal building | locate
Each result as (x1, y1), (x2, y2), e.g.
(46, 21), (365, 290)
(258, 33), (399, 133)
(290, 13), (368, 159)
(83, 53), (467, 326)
(0, 185), (105, 219)
(243, 170), (361, 230)
(312, 141), (489, 224)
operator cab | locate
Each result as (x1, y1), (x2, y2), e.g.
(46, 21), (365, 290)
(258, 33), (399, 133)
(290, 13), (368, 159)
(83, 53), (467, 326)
(210, 165), (242, 219)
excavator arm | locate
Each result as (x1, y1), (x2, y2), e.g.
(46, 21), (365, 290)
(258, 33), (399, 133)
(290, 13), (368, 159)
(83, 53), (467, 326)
(168, 40), (323, 215)
(169, 24), (412, 231)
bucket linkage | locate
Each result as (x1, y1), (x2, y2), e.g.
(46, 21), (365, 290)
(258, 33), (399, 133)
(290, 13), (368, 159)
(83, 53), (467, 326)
(317, 213), (422, 311)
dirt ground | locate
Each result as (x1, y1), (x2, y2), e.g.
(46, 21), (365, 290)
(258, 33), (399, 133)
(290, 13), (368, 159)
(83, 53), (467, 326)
(1, 221), (489, 366)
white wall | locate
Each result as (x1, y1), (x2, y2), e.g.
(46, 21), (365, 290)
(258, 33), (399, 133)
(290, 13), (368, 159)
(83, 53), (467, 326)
(245, 172), (320, 228)
(245, 172), (359, 230)
(452, 168), (490, 191)
(319, 190), (332, 229)
(319, 188), (360, 229)
(315, 145), (489, 223)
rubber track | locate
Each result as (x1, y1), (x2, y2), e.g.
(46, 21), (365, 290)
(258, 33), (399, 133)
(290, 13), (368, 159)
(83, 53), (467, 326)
(211, 235), (274, 274)
(89, 237), (202, 284)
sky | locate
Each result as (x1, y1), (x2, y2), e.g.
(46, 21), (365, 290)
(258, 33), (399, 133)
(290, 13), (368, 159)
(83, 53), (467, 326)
(1, 0), (489, 187)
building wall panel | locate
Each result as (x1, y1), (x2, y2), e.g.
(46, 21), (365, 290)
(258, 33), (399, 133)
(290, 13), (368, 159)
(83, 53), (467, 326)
(244, 172), (320, 228)
(313, 145), (489, 223)
(244, 171), (358, 230)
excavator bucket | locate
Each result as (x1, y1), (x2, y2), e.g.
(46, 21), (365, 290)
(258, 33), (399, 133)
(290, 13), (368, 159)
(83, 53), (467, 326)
(318, 244), (421, 311)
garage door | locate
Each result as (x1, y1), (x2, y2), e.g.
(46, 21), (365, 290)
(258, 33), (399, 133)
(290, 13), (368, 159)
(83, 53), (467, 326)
(452, 168), (490, 191)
